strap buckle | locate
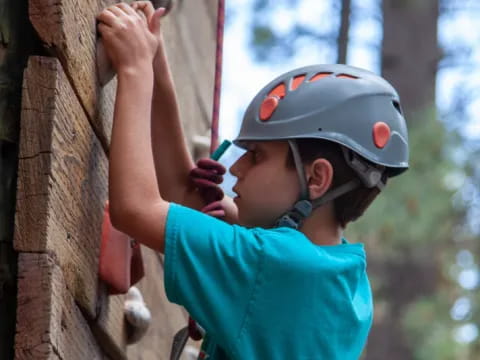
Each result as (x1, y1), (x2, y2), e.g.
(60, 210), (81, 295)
(276, 200), (312, 229)
(342, 147), (385, 189)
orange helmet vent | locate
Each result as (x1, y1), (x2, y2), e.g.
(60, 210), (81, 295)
(290, 75), (306, 91)
(309, 72), (333, 82)
(259, 96), (280, 122)
(373, 122), (391, 148)
(336, 73), (358, 79)
(268, 83), (286, 99)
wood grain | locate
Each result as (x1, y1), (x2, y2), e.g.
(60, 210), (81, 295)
(15, 0), (218, 358)
(93, 289), (128, 360)
(15, 253), (103, 360)
(15, 56), (107, 318)
(29, 0), (117, 147)
(28, 0), (215, 152)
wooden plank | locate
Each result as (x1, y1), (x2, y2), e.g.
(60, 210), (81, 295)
(176, 0), (216, 86)
(93, 290), (128, 360)
(89, 246), (190, 360)
(161, 10), (215, 155)
(126, 247), (189, 360)
(28, 0), (117, 147)
(14, 56), (108, 318)
(15, 253), (102, 360)
(28, 0), (216, 151)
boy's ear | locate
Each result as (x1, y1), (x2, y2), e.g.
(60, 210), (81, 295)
(306, 158), (334, 199)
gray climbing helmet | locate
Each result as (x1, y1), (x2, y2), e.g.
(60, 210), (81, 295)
(234, 64), (408, 173)
(232, 64), (409, 229)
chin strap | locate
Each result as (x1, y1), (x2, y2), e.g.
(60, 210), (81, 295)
(276, 140), (386, 229)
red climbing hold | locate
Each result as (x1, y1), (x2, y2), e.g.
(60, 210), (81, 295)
(373, 122), (391, 149)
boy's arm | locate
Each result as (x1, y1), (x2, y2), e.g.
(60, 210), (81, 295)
(148, 10), (239, 223)
(149, 36), (201, 206)
(98, 4), (169, 253)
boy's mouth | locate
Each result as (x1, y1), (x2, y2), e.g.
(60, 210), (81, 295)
(232, 187), (241, 198)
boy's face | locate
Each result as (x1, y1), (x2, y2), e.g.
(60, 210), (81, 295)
(230, 140), (300, 228)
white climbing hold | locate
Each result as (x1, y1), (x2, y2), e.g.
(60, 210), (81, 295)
(124, 286), (152, 343)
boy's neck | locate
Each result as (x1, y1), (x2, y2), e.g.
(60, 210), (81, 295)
(300, 204), (342, 246)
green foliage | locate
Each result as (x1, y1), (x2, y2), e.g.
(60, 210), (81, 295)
(403, 295), (478, 360)
(346, 108), (465, 254)
(247, 0), (336, 63)
(252, 25), (277, 49)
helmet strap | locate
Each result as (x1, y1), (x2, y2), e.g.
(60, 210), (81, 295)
(288, 140), (309, 200)
(310, 179), (360, 209)
(275, 200), (312, 229)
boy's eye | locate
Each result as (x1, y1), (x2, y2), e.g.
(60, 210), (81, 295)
(248, 150), (260, 162)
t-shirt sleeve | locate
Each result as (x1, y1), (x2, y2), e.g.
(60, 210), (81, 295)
(164, 203), (265, 347)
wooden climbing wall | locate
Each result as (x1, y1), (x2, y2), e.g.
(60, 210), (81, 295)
(13, 1), (217, 359)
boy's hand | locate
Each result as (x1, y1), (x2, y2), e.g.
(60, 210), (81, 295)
(131, 1), (165, 46)
(97, 3), (165, 73)
(190, 158), (227, 217)
(131, 1), (169, 82)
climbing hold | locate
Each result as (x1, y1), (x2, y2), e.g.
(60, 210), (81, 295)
(99, 202), (145, 295)
(124, 286), (152, 344)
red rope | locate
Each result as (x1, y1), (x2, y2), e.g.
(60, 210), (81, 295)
(210, 0), (225, 154)
(185, 1), (226, 343)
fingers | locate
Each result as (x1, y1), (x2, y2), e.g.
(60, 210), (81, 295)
(116, 2), (141, 18)
(97, 8), (118, 27)
(190, 168), (223, 184)
(191, 178), (222, 193)
(97, 3), (143, 27)
(106, 5), (125, 18)
(131, 1), (155, 20)
(150, 7), (166, 33)
(201, 201), (226, 218)
(97, 22), (111, 37)
(194, 180), (224, 202)
(196, 158), (227, 175)
(132, 2), (165, 34)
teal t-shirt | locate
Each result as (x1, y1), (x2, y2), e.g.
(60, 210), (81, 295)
(164, 203), (373, 360)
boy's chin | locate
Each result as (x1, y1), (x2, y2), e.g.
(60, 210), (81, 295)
(237, 211), (258, 228)
(238, 211), (276, 229)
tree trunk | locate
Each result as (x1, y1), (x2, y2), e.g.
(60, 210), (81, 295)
(365, 1), (440, 359)
(337, 0), (351, 64)
(381, 0), (440, 117)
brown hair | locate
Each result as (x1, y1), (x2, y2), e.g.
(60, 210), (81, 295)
(286, 139), (386, 228)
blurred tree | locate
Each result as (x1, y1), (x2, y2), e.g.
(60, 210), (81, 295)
(381, 0), (440, 117)
(347, 109), (469, 360)
(337, 0), (351, 64)
(249, 0), (351, 64)
(359, 1), (443, 359)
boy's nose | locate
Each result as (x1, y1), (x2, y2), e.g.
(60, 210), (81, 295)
(229, 157), (244, 178)
(229, 163), (240, 178)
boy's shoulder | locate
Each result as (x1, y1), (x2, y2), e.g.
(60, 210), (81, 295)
(167, 203), (366, 269)
(250, 226), (367, 268)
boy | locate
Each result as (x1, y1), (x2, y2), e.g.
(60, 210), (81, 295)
(97, 2), (409, 359)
